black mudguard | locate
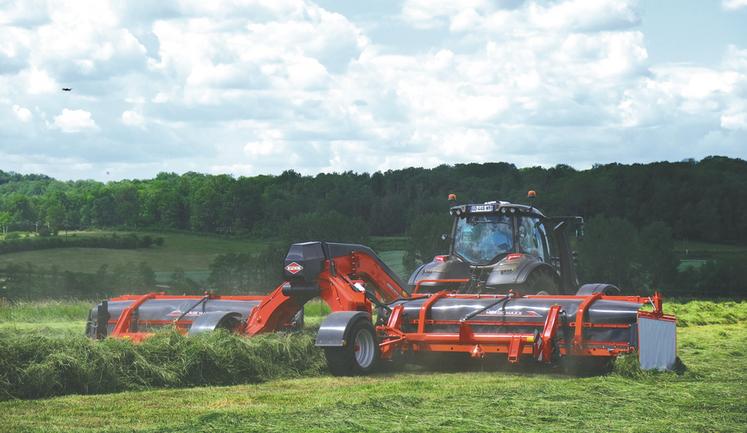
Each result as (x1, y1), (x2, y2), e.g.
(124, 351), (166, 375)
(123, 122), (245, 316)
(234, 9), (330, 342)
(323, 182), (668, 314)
(408, 259), (470, 292)
(407, 263), (428, 290)
(187, 311), (243, 335)
(576, 283), (621, 296)
(486, 258), (556, 287)
(315, 311), (372, 347)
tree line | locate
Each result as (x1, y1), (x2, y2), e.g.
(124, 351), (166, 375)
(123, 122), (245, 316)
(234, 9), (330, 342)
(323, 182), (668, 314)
(1, 156), (745, 245)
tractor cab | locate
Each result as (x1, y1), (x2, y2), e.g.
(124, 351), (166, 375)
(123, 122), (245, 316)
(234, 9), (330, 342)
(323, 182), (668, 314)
(452, 203), (546, 265)
(408, 193), (583, 295)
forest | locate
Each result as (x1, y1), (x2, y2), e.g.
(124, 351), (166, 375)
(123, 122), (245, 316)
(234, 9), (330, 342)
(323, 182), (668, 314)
(0, 156), (744, 242)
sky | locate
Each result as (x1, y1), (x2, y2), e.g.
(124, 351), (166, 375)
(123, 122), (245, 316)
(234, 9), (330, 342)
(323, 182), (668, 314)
(0, 0), (746, 181)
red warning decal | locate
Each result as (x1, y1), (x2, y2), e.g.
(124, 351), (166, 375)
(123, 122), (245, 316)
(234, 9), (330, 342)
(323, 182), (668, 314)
(285, 262), (304, 275)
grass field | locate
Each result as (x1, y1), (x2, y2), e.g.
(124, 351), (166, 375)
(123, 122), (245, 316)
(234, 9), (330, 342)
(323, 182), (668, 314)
(674, 240), (747, 254)
(0, 299), (90, 335)
(0, 231), (267, 275)
(0, 299), (333, 335)
(0, 232), (411, 283)
(0, 300), (745, 432)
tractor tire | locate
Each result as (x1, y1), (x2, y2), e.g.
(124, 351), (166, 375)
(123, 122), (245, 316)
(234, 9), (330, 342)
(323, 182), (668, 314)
(324, 319), (379, 376)
(523, 269), (559, 295)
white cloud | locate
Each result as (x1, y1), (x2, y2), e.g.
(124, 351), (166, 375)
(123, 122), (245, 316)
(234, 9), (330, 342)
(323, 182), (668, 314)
(26, 67), (57, 94)
(12, 105), (32, 122)
(528, 0), (639, 32)
(53, 108), (97, 132)
(0, 0), (745, 179)
(404, 0), (639, 33)
(402, 0), (488, 29)
(722, 0), (747, 11)
(121, 110), (145, 127)
(721, 111), (747, 130)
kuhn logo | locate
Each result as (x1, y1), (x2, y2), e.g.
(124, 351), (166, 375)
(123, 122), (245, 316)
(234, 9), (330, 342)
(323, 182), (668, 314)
(285, 262), (304, 275)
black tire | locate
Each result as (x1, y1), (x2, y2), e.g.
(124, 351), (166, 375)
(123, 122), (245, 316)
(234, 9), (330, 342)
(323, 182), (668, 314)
(324, 319), (380, 376)
(523, 269), (559, 295)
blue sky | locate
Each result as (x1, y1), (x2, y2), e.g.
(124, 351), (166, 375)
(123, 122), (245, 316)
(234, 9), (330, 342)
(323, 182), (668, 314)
(0, 0), (746, 180)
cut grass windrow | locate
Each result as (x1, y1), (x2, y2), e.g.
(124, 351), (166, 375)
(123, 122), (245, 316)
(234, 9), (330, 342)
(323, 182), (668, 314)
(0, 330), (325, 400)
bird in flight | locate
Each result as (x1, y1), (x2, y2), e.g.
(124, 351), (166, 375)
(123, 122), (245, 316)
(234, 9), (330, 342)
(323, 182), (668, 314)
(61, 88), (72, 92)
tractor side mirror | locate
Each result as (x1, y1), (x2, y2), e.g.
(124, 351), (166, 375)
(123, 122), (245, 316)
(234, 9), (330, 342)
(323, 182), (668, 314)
(575, 217), (584, 239)
(440, 233), (449, 241)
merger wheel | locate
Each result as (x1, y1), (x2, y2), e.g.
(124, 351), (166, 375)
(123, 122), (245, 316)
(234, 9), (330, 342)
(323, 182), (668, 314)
(324, 319), (380, 376)
(523, 270), (559, 295)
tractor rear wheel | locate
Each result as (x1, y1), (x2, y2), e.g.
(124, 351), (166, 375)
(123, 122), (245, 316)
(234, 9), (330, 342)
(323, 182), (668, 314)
(523, 269), (559, 295)
(324, 319), (379, 376)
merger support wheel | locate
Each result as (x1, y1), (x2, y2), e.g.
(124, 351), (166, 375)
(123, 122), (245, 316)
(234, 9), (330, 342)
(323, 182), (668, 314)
(324, 319), (380, 376)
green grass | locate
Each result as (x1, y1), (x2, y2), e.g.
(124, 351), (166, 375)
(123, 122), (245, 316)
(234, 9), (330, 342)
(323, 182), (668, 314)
(0, 322), (744, 432)
(0, 300), (745, 432)
(0, 231), (269, 274)
(666, 300), (747, 326)
(0, 299), (92, 323)
(674, 240), (747, 254)
(369, 236), (409, 252)
(0, 321), (86, 334)
(0, 232), (409, 285)
(0, 330), (326, 401)
(377, 250), (407, 280)
(0, 299), (333, 335)
(677, 259), (708, 271)
(0, 299), (91, 335)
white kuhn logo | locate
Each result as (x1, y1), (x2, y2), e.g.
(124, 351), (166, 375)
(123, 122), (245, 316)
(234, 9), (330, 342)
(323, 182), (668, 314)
(285, 262), (304, 275)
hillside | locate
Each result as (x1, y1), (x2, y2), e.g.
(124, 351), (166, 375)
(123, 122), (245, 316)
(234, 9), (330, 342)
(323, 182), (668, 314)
(0, 232), (409, 291)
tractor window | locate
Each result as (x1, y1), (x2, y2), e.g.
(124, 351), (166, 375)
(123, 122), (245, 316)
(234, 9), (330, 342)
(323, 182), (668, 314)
(453, 214), (514, 265)
(518, 217), (546, 261)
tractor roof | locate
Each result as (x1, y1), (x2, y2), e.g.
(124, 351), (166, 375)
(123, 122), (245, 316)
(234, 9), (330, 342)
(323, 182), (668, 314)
(449, 201), (546, 218)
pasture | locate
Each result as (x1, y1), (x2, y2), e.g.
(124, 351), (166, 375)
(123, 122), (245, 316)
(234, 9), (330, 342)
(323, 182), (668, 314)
(0, 232), (410, 284)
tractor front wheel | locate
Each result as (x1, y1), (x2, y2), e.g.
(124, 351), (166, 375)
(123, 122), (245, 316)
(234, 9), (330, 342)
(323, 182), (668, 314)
(324, 319), (380, 376)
